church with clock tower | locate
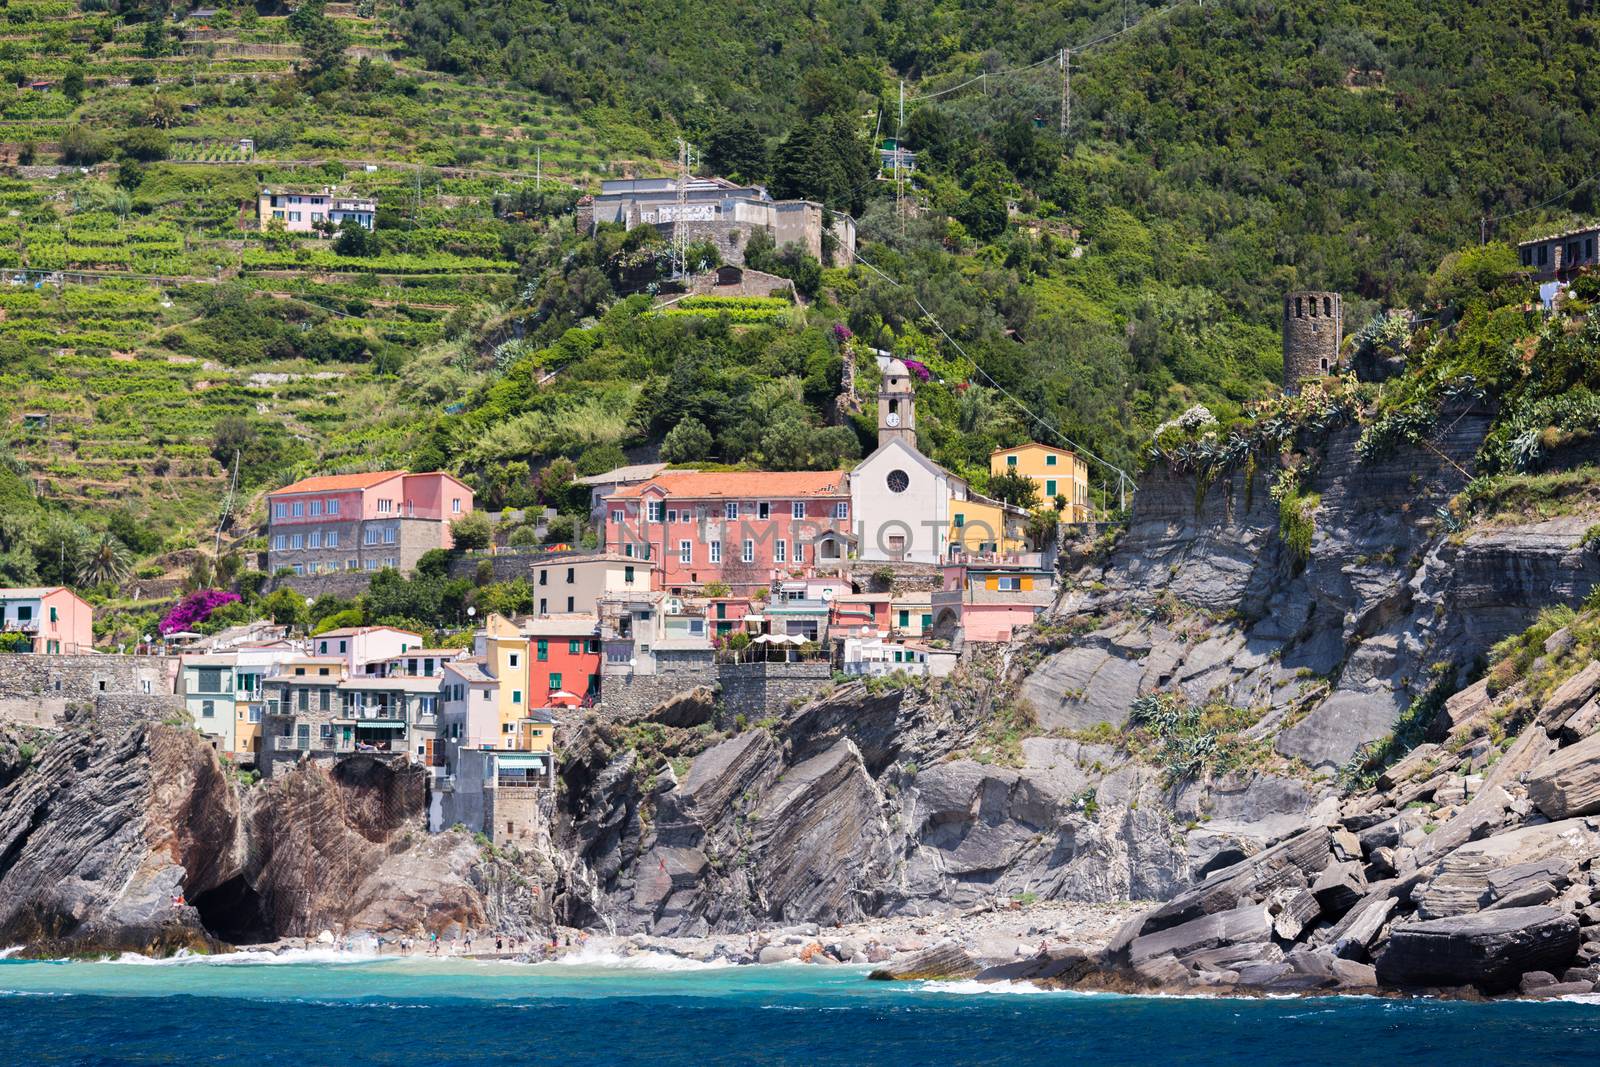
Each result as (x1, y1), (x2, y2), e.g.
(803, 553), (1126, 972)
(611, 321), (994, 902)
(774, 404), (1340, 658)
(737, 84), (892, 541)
(877, 358), (917, 448)
(850, 356), (971, 563)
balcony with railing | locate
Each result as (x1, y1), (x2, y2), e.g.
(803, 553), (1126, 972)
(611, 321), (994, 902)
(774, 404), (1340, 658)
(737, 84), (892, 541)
(271, 734), (356, 753)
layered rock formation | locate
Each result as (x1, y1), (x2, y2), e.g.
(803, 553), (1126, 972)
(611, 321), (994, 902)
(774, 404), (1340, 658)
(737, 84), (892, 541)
(0, 719), (551, 955)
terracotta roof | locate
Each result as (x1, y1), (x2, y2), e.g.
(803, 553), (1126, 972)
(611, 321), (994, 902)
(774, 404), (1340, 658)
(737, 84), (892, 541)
(611, 470), (848, 501)
(270, 470), (406, 495)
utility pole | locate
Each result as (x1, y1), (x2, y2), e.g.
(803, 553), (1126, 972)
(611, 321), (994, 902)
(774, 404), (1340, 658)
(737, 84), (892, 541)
(1060, 48), (1070, 139)
(1480, 217), (1488, 246)
(895, 80), (905, 240)
(536, 145), (542, 193)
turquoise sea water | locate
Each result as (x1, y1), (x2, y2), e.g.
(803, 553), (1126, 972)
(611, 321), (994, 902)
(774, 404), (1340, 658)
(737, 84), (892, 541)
(0, 949), (1597, 1066)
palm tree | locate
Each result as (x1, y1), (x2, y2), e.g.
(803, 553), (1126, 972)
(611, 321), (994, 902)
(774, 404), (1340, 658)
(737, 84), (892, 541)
(77, 533), (132, 589)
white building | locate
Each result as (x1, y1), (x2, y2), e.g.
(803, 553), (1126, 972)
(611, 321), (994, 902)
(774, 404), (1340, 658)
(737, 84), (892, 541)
(312, 625), (426, 677)
(840, 635), (956, 678)
(850, 357), (975, 563)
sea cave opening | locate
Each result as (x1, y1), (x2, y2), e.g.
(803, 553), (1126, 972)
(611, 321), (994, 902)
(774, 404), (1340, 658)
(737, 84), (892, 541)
(191, 875), (277, 946)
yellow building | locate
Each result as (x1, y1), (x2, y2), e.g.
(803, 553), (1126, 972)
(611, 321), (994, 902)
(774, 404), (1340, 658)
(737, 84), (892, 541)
(948, 494), (1029, 556)
(991, 443), (1093, 522)
(478, 613), (533, 743)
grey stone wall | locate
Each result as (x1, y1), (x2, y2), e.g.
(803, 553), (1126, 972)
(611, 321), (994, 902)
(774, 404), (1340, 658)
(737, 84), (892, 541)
(72, 694), (184, 739)
(267, 517), (446, 577)
(484, 785), (552, 848)
(447, 550), (541, 583)
(1283, 291), (1342, 391)
(717, 661), (833, 722)
(848, 560), (944, 594)
(599, 671), (707, 719)
(0, 654), (177, 729)
(267, 570), (376, 600)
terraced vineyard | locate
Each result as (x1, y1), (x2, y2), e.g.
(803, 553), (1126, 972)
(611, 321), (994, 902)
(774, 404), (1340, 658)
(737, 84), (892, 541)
(0, 0), (670, 547)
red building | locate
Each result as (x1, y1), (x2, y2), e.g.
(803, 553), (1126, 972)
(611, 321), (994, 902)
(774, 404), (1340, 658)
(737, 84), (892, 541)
(606, 471), (853, 595)
(830, 592), (891, 636)
(520, 614), (602, 703)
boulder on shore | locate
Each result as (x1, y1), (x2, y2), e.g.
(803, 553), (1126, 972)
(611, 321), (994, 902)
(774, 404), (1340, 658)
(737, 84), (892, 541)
(1374, 906), (1579, 992)
(867, 942), (980, 981)
(1526, 732), (1600, 819)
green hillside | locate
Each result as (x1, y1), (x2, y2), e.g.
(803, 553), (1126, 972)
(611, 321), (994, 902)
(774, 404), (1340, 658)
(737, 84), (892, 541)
(2, 0), (1599, 628)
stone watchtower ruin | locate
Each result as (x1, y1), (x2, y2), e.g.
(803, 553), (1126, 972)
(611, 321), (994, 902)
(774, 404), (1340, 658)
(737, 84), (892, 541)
(1282, 290), (1342, 392)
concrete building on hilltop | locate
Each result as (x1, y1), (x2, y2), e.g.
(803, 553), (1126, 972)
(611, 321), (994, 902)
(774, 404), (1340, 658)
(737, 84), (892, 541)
(266, 470), (473, 577)
(577, 176), (856, 266)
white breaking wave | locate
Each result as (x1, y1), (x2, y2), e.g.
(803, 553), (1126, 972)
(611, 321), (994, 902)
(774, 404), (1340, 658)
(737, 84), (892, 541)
(543, 943), (730, 971)
(103, 947), (395, 967)
(908, 979), (1066, 996)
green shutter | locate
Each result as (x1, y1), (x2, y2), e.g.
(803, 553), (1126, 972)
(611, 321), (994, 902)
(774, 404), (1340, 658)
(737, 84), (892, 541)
(1046, 480), (1056, 497)
(537, 639), (548, 661)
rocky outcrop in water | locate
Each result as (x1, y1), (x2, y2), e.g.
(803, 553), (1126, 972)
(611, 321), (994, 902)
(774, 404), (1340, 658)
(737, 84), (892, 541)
(0, 721), (552, 955)
(0, 723), (233, 956)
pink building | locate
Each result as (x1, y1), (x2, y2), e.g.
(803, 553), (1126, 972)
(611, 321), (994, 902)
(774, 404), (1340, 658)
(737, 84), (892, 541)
(267, 470), (474, 577)
(258, 186), (376, 234)
(606, 471), (852, 595)
(0, 586), (93, 654)
(931, 560), (1056, 645)
(312, 625), (427, 676)
(830, 592), (891, 636)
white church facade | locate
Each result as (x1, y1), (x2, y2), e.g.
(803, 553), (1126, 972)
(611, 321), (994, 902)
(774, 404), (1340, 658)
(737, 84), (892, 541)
(850, 357), (974, 563)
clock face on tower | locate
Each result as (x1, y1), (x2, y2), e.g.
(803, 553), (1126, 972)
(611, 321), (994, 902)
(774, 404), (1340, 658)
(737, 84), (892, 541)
(886, 412), (901, 427)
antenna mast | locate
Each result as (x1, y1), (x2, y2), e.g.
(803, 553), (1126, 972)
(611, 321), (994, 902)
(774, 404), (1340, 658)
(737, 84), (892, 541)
(674, 139), (691, 277)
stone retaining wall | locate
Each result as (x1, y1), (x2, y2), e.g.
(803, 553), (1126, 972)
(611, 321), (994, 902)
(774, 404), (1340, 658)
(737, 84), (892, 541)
(717, 661), (833, 723)
(599, 671), (707, 719)
(0, 654), (178, 729)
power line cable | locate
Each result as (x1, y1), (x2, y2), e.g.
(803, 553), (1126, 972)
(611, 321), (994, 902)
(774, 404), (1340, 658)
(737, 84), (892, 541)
(850, 249), (1137, 506)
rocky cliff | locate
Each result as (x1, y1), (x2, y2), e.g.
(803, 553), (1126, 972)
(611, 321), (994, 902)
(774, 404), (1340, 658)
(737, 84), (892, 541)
(0, 719), (550, 956)
(539, 406), (1600, 965)
(1, 395), (1596, 979)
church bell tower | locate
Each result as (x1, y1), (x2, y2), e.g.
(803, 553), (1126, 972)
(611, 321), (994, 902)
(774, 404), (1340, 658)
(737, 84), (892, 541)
(877, 359), (917, 449)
